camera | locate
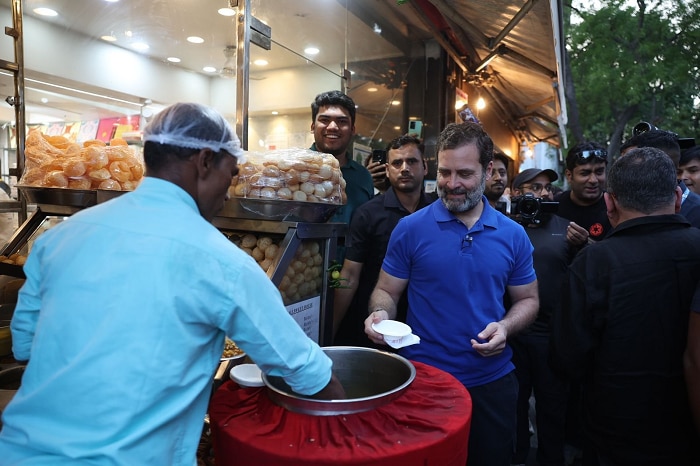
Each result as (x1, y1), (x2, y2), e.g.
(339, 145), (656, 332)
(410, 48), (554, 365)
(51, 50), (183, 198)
(510, 193), (558, 225)
(371, 149), (387, 164)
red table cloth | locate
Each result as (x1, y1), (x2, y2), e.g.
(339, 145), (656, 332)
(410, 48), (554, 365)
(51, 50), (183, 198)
(209, 361), (472, 466)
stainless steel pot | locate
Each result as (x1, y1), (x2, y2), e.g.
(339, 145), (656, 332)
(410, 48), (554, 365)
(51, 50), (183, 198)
(263, 346), (416, 416)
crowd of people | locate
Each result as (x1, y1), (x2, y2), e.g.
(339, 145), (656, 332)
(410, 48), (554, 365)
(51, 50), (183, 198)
(2, 90), (699, 466)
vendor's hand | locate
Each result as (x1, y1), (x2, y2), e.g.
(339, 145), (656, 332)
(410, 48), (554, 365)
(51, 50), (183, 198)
(566, 221), (589, 247)
(364, 309), (389, 345)
(312, 374), (346, 400)
(470, 322), (507, 357)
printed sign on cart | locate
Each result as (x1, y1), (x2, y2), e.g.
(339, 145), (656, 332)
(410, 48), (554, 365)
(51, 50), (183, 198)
(286, 296), (320, 342)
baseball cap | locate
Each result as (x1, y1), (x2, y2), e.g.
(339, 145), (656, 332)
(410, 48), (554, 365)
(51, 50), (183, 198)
(512, 168), (558, 189)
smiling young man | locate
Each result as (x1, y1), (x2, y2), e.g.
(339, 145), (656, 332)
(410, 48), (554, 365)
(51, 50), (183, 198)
(554, 141), (613, 247)
(679, 147), (700, 195)
(365, 122), (538, 466)
(310, 90), (374, 230)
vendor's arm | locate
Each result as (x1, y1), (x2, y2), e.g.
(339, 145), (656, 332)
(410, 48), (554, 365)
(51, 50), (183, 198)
(332, 259), (363, 338)
(10, 245), (44, 362)
(221, 256), (335, 397)
(364, 269), (407, 345)
(471, 280), (539, 357)
(684, 310), (700, 436)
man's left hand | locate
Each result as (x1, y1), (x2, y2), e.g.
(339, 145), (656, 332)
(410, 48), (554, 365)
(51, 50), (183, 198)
(470, 322), (507, 357)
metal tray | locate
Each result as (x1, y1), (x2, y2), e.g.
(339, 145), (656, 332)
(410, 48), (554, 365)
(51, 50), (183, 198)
(220, 197), (340, 223)
(18, 186), (127, 208)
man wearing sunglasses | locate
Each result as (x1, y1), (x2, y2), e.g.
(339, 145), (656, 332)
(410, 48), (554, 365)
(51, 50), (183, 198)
(555, 142), (613, 247)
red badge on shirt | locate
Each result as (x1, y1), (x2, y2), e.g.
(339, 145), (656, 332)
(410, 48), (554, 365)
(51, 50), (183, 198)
(589, 223), (604, 238)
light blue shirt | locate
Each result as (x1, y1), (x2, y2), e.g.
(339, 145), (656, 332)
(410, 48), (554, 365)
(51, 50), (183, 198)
(0, 177), (332, 465)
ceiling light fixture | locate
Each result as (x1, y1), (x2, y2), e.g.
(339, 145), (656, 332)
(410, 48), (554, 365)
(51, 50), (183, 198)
(187, 36), (205, 44)
(304, 47), (319, 55)
(203, 66), (217, 73)
(167, 57), (181, 63)
(218, 7), (236, 16)
(253, 59), (268, 66)
(101, 34), (117, 42)
(219, 46), (237, 79)
(33, 8), (58, 16)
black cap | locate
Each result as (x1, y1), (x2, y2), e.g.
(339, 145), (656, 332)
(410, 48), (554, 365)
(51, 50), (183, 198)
(512, 168), (558, 189)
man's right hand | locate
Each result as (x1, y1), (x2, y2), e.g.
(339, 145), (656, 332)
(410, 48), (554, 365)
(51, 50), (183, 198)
(364, 309), (389, 345)
(566, 221), (589, 246)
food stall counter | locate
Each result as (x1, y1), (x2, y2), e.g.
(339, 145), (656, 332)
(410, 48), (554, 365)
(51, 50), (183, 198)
(209, 361), (472, 466)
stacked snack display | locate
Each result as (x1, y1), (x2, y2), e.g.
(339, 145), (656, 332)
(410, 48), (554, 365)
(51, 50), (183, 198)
(229, 149), (346, 205)
(19, 129), (145, 191)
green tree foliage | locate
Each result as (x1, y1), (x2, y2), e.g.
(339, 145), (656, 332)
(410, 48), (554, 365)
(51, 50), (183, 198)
(565, 0), (700, 156)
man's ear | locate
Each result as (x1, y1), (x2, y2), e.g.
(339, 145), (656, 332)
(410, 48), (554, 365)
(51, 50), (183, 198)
(565, 169), (573, 183)
(485, 160), (493, 180)
(604, 192), (619, 225)
(674, 185), (683, 213)
(194, 149), (215, 179)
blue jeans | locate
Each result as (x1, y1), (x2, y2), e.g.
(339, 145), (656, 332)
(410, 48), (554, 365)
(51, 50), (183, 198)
(466, 371), (518, 466)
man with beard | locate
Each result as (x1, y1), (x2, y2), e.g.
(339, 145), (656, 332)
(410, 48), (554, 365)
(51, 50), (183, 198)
(364, 122), (539, 466)
(332, 135), (433, 346)
(555, 142), (613, 247)
(485, 151), (511, 212)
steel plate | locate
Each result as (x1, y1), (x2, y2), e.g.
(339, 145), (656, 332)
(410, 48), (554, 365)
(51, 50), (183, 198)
(263, 346), (416, 416)
(220, 197), (340, 223)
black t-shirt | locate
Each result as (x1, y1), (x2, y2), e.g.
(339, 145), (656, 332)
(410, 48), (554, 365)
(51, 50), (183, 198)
(521, 215), (572, 335)
(554, 190), (612, 241)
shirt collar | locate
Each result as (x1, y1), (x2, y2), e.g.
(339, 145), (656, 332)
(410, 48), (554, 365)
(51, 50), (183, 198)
(432, 195), (499, 229)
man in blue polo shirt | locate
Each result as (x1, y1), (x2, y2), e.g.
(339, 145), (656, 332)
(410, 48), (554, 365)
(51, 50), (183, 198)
(365, 121), (539, 466)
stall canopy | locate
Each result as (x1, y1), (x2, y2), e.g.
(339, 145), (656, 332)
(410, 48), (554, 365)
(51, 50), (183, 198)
(346, 0), (568, 148)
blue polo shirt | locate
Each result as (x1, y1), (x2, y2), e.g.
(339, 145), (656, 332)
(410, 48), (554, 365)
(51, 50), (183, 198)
(382, 197), (536, 387)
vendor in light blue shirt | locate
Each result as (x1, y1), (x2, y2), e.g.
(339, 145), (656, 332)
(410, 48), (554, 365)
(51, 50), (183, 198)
(0, 102), (344, 465)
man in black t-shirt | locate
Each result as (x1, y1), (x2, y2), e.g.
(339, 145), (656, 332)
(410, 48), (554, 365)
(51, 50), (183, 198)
(555, 142), (613, 246)
(509, 168), (573, 466)
(332, 135), (434, 347)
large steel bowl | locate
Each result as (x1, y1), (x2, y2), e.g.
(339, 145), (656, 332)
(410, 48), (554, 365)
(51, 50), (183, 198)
(263, 346), (416, 416)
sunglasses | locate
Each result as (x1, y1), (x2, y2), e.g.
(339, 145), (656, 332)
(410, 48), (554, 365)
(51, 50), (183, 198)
(576, 149), (608, 163)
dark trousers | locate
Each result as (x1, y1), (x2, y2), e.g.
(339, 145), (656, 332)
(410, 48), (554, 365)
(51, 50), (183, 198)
(511, 334), (569, 466)
(466, 371), (518, 466)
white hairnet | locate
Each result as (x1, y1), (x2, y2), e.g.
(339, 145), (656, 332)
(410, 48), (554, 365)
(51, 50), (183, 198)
(142, 102), (244, 160)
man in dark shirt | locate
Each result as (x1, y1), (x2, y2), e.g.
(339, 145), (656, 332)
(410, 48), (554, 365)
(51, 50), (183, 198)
(508, 168), (572, 466)
(555, 141), (613, 247)
(621, 129), (700, 228)
(332, 135), (433, 346)
(551, 147), (700, 465)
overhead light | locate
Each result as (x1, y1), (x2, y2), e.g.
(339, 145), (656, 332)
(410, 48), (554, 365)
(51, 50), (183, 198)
(41, 98), (48, 104)
(203, 66), (217, 73)
(220, 46), (236, 79)
(391, 100), (400, 106)
(187, 36), (205, 44)
(373, 23), (382, 34)
(33, 8), (58, 16)
(271, 111), (278, 115)
(367, 87), (378, 92)
(393, 126), (400, 130)
(167, 57), (181, 63)
(218, 7), (236, 16)
(253, 59), (268, 66)
(304, 47), (319, 55)
(476, 97), (486, 110)
(101, 34), (117, 42)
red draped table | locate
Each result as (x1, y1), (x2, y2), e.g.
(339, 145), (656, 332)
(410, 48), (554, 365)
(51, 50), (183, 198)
(209, 361), (472, 466)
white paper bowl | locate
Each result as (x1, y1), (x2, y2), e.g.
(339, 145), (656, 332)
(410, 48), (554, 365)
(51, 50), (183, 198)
(372, 320), (412, 345)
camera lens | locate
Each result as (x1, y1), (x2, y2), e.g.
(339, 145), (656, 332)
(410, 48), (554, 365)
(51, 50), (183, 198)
(519, 198), (539, 217)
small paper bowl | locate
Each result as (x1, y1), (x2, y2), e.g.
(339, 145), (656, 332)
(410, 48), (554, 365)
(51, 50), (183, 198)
(372, 320), (412, 345)
(230, 363), (264, 388)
